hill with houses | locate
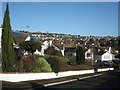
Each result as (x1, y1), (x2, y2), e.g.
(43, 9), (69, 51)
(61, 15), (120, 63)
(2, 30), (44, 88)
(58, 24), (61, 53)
(13, 30), (120, 63)
(0, 28), (120, 72)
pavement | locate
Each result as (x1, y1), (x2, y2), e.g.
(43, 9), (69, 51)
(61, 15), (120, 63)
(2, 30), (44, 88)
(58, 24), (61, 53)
(1, 71), (120, 90)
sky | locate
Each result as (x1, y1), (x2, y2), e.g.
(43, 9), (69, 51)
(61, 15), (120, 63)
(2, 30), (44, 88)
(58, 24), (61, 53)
(1, 2), (118, 36)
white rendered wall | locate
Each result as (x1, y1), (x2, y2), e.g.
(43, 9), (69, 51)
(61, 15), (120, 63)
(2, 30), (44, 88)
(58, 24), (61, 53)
(0, 68), (114, 82)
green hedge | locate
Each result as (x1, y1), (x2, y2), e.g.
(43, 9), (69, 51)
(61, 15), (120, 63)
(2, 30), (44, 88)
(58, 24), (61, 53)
(46, 56), (60, 73)
(69, 58), (76, 65)
(33, 57), (52, 72)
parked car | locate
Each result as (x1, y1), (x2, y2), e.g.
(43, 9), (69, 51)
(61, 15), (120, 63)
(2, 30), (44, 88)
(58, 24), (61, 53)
(112, 58), (120, 64)
(101, 61), (113, 67)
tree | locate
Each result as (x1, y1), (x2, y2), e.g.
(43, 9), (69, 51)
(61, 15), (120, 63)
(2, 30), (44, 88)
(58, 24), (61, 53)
(2, 3), (15, 72)
(46, 56), (60, 75)
(20, 41), (41, 53)
(76, 46), (85, 64)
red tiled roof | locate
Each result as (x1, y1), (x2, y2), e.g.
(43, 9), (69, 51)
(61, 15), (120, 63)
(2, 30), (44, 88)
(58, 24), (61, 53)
(13, 36), (27, 44)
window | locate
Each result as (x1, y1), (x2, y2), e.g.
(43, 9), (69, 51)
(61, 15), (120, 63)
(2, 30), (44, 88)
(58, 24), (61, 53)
(87, 53), (91, 57)
(104, 55), (110, 59)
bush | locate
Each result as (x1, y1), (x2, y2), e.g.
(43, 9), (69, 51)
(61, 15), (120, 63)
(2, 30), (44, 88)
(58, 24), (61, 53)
(33, 57), (52, 72)
(22, 55), (37, 72)
(69, 58), (76, 65)
(93, 62), (102, 72)
(46, 56), (60, 73)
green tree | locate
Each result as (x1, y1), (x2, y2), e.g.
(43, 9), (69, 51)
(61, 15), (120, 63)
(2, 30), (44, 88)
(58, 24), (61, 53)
(76, 46), (85, 64)
(46, 56), (60, 74)
(20, 41), (41, 53)
(2, 3), (15, 72)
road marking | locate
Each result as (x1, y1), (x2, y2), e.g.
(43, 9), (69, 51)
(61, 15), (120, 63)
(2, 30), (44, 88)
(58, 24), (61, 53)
(44, 79), (77, 87)
(78, 73), (102, 80)
(44, 73), (102, 87)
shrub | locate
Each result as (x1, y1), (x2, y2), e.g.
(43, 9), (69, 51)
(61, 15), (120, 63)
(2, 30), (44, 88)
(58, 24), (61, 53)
(33, 57), (52, 72)
(46, 56), (60, 73)
(45, 55), (70, 72)
(22, 55), (37, 72)
(69, 58), (76, 65)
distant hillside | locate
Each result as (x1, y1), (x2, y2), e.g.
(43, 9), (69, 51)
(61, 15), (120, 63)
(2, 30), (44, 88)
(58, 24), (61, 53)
(12, 31), (28, 37)
(12, 31), (38, 42)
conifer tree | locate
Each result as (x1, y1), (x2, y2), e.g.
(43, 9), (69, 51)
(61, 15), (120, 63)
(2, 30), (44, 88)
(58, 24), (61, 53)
(2, 3), (15, 72)
(76, 45), (85, 64)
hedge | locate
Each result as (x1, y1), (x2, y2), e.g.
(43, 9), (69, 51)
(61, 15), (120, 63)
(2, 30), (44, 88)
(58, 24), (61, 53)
(33, 57), (52, 72)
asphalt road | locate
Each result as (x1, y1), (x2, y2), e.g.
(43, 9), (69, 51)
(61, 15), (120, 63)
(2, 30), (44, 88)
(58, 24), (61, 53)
(48, 71), (120, 89)
(1, 71), (120, 90)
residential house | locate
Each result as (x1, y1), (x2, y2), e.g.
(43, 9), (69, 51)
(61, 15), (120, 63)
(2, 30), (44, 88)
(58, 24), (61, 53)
(34, 49), (41, 56)
(13, 35), (38, 49)
(13, 36), (28, 49)
(41, 40), (65, 56)
(85, 48), (94, 64)
(13, 33), (39, 56)
(52, 40), (65, 56)
(94, 46), (110, 61)
(65, 46), (76, 58)
(101, 47), (114, 62)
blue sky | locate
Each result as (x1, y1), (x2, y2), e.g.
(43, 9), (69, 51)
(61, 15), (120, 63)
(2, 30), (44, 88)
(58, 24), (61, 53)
(2, 2), (118, 36)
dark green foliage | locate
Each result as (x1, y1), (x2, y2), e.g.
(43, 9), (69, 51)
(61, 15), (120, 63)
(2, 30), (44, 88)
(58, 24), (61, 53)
(68, 58), (76, 65)
(32, 57), (52, 72)
(17, 55), (52, 72)
(44, 55), (93, 72)
(2, 3), (15, 72)
(46, 56), (60, 73)
(93, 62), (102, 72)
(20, 41), (41, 53)
(76, 46), (85, 65)
(14, 48), (22, 60)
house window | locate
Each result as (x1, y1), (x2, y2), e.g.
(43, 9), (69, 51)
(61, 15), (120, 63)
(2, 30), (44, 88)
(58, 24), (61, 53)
(104, 55), (110, 59)
(87, 53), (91, 57)
(70, 53), (72, 56)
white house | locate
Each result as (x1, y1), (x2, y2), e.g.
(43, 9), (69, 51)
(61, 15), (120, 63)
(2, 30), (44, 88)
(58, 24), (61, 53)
(40, 40), (65, 56)
(23, 51), (28, 56)
(101, 47), (114, 62)
(40, 40), (50, 56)
(65, 47), (76, 58)
(25, 35), (31, 41)
(85, 48), (94, 60)
(34, 49), (41, 56)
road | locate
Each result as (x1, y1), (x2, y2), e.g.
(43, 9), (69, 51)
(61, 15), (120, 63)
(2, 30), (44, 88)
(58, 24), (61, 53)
(47, 71), (120, 89)
(1, 71), (120, 89)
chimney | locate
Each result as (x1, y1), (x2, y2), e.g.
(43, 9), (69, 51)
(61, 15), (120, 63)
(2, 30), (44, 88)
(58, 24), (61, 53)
(49, 40), (52, 46)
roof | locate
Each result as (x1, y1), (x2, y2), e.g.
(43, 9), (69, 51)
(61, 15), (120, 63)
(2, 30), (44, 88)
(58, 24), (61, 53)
(13, 36), (27, 44)
(102, 51), (113, 56)
(65, 47), (76, 52)
(13, 35), (39, 44)
(100, 46), (109, 49)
